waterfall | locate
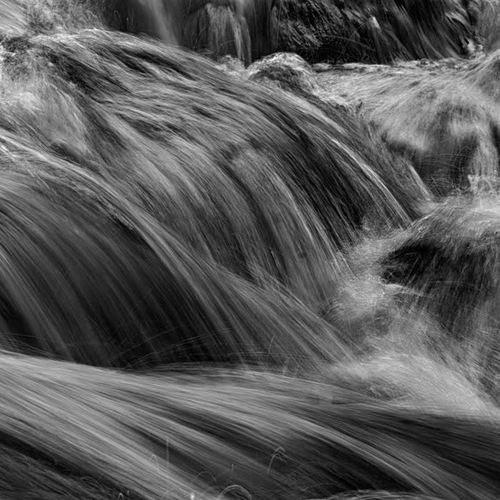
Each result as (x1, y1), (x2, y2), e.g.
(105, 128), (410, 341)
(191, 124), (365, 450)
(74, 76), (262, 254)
(100, 0), (279, 63)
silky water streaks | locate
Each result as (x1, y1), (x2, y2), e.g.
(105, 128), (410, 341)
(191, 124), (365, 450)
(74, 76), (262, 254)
(0, 7), (498, 500)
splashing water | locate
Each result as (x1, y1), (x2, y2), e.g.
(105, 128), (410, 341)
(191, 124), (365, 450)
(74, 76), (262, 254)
(1, 3), (500, 500)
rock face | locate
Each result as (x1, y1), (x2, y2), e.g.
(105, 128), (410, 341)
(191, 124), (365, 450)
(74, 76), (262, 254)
(246, 51), (351, 111)
(16, 1), (485, 64)
(275, 0), (480, 63)
(381, 199), (500, 341)
(247, 52), (319, 93)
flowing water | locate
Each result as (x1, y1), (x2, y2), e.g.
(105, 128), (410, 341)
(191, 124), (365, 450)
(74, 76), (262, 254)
(0, 2), (499, 500)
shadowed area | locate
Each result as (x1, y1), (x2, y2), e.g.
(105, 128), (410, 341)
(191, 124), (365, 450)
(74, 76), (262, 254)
(14, 0), (484, 63)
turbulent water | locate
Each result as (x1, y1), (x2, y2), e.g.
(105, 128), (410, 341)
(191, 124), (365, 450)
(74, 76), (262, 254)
(1, 1), (500, 500)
